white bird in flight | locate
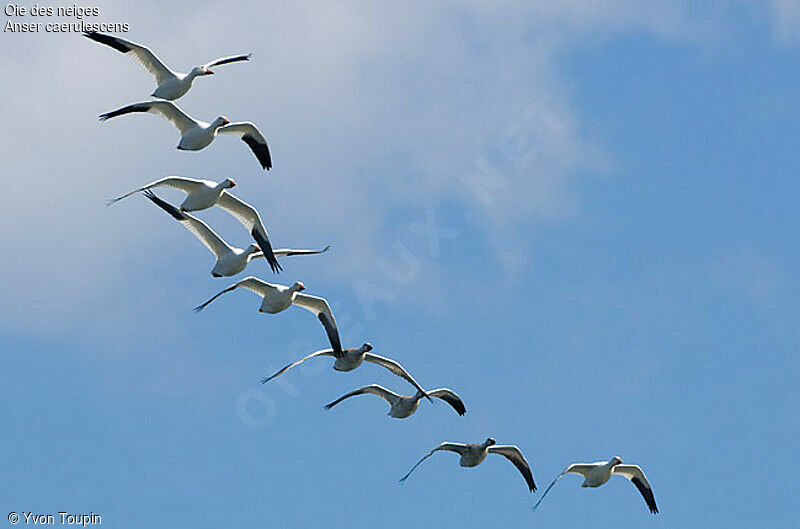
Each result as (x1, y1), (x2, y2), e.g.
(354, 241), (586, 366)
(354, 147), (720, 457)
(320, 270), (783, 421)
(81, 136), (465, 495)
(532, 456), (658, 514)
(261, 343), (431, 400)
(108, 177), (329, 272)
(99, 101), (272, 170)
(324, 384), (466, 418)
(83, 31), (251, 100)
(106, 176), (238, 211)
(400, 437), (537, 492)
(142, 190), (327, 275)
(193, 277), (342, 354)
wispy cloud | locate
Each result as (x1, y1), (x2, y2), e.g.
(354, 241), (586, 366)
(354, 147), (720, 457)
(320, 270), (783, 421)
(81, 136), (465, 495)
(0, 1), (760, 333)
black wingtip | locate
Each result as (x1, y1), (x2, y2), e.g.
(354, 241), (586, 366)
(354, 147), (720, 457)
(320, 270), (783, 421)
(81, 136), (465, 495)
(144, 189), (187, 221)
(251, 228), (282, 274)
(241, 134), (272, 171)
(83, 30), (131, 53)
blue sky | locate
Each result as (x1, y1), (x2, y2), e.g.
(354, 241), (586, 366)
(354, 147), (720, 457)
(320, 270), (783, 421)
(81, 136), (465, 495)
(2, 1), (799, 527)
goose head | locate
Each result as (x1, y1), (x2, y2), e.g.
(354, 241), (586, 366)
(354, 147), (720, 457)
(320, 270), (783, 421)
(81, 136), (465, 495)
(193, 66), (214, 76)
(484, 437), (497, 447)
(292, 281), (306, 292)
(212, 116), (231, 128)
(362, 342), (373, 352)
(224, 178), (237, 189)
(610, 456), (623, 466)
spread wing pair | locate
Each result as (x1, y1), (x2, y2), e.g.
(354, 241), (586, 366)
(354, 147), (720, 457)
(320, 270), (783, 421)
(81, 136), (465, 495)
(193, 277), (342, 355)
(143, 190), (282, 273)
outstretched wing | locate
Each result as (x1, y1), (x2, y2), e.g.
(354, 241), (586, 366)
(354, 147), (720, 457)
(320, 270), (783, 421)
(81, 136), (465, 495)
(202, 53), (252, 69)
(613, 465), (659, 514)
(324, 384), (398, 410)
(143, 190), (231, 258)
(533, 463), (596, 511)
(363, 353), (430, 400)
(215, 192), (281, 273)
(218, 122), (272, 170)
(488, 445), (536, 492)
(427, 388), (466, 416)
(260, 349), (335, 384)
(83, 31), (175, 84)
(99, 100), (198, 134)
(107, 176), (208, 206)
(399, 442), (468, 483)
(193, 277), (276, 312)
(292, 294), (342, 355)
(272, 245), (331, 257)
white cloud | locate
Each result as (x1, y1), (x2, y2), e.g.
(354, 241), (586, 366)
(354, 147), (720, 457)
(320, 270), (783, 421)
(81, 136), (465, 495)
(769, 0), (800, 43)
(0, 1), (752, 333)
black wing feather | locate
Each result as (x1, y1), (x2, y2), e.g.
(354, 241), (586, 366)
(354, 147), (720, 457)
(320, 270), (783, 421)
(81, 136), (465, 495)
(250, 227), (282, 273)
(318, 313), (343, 356)
(143, 190), (186, 221)
(208, 54), (252, 67)
(511, 457), (537, 492)
(99, 102), (151, 121)
(242, 134), (272, 170)
(83, 31), (132, 53)
(435, 393), (466, 416)
(631, 476), (659, 514)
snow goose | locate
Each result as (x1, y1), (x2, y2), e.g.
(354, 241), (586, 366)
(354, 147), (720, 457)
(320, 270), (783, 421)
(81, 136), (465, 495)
(106, 176), (238, 210)
(324, 384), (465, 418)
(193, 276), (342, 354)
(260, 343), (431, 400)
(532, 456), (658, 514)
(109, 178), (330, 271)
(400, 438), (536, 492)
(83, 31), (251, 100)
(99, 101), (272, 170)
(143, 190), (278, 275)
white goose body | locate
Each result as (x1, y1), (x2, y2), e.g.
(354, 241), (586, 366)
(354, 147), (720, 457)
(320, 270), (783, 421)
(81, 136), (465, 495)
(387, 395), (422, 418)
(533, 456), (659, 514)
(194, 277), (343, 354)
(458, 441), (491, 467)
(107, 177), (235, 211)
(180, 181), (228, 210)
(256, 283), (298, 314)
(143, 190), (263, 277)
(111, 179), (328, 274)
(333, 348), (368, 371)
(83, 31), (251, 101)
(400, 438), (537, 492)
(176, 119), (221, 150)
(212, 247), (262, 277)
(580, 460), (616, 488)
(99, 101), (272, 170)
(261, 344), (431, 400)
(152, 72), (200, 100)
(325, 385), (466, 419)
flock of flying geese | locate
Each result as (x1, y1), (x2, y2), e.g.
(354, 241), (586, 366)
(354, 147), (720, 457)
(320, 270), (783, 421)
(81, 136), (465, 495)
(87, 30), (659, 516)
